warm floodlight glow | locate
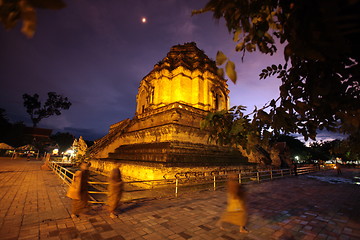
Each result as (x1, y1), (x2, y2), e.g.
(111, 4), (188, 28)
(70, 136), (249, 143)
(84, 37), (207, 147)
(65, 149), (74, 155)
(142, 17), (147, 23)
(52, 148), (59, 155)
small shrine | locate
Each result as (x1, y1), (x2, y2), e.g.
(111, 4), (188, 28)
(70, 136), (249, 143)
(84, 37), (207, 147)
(89, 42), (250, 181)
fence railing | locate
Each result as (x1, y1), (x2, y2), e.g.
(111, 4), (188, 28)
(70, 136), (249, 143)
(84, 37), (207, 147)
(47, 161), (324, 203)
(48, 161), (74, 186)
(48, 161), (106, 203)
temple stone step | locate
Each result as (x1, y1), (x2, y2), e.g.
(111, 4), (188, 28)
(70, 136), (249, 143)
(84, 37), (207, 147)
(108, 141), (248, 166)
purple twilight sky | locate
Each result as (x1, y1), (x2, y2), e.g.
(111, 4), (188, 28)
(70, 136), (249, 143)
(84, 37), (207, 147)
(1, 0), (339, 142)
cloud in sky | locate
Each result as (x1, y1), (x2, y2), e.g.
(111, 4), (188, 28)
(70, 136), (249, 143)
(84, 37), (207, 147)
(0, 0), (324, 142)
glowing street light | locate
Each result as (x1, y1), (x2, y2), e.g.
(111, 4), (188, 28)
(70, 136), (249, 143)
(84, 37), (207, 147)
(52, 148), (59, 155)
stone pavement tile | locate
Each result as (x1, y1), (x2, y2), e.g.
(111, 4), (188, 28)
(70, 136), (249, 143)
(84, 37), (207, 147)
(167, 234), (183, 240)
(79, 232), (102, 240)
(301, 235), (316, 240)
(74, 223), (87, 231)
(299, 229), (317, 238)
(1, 233), (19, 240)
(142, 227), (155, 234)
(115, 229), (130, 239)
(198, 224), (213, 232)
(168, 226), (187, 234)
(0, 225), (20, 235)
(100, 230), (119, 239)
(288, 230), (307, 240)
(345, 230), (360, 240)
(308, 227), (323, 235)
(93, 222), (114, 232)
(130, 227), (148, 236)
(314, 234), (327, 240)
(143, 232), (165, 240)
(120, 231), (142, 240)
(18, 235), (40, 240)
(339, 235), (352, 240)
(46, 236), (62, 240)
(179, 231), (195, 239)
(105, 236), (127, 240)
(22, 214), (40, 226)
(218, 233), (238, 240)
(19, 226), (39, 236)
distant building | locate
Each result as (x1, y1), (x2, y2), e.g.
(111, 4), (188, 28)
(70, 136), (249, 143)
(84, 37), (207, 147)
(23, 127), (53, 149)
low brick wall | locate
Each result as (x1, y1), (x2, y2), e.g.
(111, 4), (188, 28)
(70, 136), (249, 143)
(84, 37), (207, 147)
(89, 158), (256, 183)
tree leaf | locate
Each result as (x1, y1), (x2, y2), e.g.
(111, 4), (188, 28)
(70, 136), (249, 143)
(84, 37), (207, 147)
(233, 29), (241, 42)
(225, 60), (237, 84)
(245, 43), (255, 52)
(216, 51), (227, 66)
(235, 42), (244, 52)
(196, 0), (360, 150)
(284, 44), (292, 62)
(264, 32), (274, 44)
(20, 4), (36, 38)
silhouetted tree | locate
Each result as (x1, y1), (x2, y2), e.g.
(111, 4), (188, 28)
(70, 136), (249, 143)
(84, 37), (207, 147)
(195, 0), (360, 144)
(50, 132), (75, 152)
(23, 92), (71, 128)
(0, 108), (11, 143)
(0, 108), (26, 147)
(308, 141), (331, 161)
(0, 108), (10, 126)
(342, 133), (360, 161)
(273, 135), (310, 162)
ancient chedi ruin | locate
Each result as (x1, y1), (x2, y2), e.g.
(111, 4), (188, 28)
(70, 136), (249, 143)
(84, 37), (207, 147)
(89, 42), (248, 180)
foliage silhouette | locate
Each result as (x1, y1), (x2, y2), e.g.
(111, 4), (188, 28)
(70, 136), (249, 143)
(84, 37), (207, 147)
(195, 0), (360, 152)
(23, 92), (71, 128)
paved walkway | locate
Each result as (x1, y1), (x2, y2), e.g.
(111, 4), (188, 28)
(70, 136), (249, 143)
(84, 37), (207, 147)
(0, 157), (359, 240)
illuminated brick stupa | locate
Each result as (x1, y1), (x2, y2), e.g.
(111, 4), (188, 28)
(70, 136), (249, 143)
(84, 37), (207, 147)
(89, 42), (249, 180)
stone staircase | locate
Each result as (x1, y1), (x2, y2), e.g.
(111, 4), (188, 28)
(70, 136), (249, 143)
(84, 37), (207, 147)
(88, 119), (131, 157)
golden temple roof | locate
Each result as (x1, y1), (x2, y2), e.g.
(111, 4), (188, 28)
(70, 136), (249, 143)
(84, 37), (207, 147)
(152, 42), (218, 73)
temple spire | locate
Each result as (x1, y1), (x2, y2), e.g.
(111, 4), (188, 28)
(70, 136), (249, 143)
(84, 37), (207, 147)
(136, 42), (230, 116)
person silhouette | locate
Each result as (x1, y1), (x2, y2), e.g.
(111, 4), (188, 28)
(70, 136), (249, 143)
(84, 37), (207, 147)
(107, 166), (124, 218)
(293, 162), (298, 176)
(217, 174), (249, 233)
(336, 161), (342, 175)
(66, 162), (91, 218)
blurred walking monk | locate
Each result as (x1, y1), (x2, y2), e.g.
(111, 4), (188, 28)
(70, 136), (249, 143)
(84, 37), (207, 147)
(66, 162), (91, 218)
(217, 174), (249, 233)
(336, 161), (342, 175)
(107, 166), (124, 218)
